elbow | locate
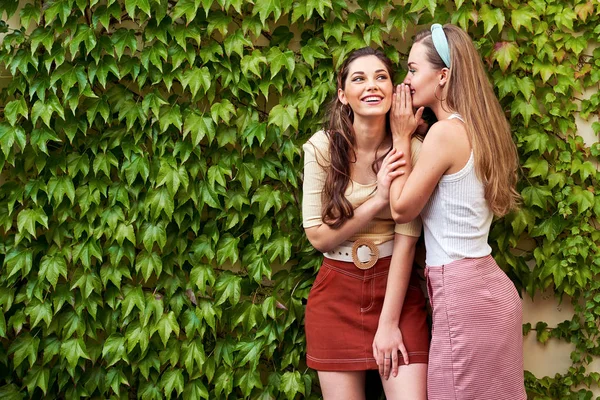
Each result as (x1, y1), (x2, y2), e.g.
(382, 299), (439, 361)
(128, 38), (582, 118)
(391, 204), (416, 224)
(304, 231), (331, 253)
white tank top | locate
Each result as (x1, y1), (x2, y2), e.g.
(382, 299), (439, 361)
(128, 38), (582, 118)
(421, 114), (493, 266)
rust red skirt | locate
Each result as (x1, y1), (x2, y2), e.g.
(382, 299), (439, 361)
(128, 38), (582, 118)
(305, 256), (430, 371)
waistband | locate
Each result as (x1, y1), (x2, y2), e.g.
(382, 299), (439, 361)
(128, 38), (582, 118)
(323, 239), (394, 269)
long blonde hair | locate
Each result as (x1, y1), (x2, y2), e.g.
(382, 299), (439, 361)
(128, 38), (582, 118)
(415, 24), (520, 216)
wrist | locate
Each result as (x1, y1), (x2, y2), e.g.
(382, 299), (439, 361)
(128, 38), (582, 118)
(393, 136), (411, 149)
(378, 316), (400, 328)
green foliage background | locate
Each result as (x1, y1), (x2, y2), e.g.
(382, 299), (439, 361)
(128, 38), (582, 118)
(0, 0), (598, 398)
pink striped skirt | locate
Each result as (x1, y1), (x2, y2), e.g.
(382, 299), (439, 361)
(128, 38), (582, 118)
(425, 255), (526, 400)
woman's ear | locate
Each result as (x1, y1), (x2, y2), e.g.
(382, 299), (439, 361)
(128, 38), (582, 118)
(338, 88), (347, 105)
(439, 67), (449, 87)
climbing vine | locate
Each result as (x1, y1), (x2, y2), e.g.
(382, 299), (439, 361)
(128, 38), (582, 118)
(0, 0), (598, 398)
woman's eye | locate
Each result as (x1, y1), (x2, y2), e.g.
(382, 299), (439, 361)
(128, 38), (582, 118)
(377, 75), (388, 80)
(409, 69), (416, 74)
(352, 77), (364, 82)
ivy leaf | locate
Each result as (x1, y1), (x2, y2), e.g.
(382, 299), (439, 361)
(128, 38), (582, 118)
(111, 28), (137, 60)
(25, 300), (52, 329)
(20, 3), (41, 28)
(493, 42), (519, 72)
(263, 234), (292, 264)
(280, 371), (305, 400)
(268, 104), (298, 132)
(17, 208), (48, 238)
(511, 95), (540, 127)
(179, 67), (211, 99)
(60, 338), (91, 368)
(39, 254), (68, 288)
(24, 366), (49, 396)
(183, 380), (209, 400)
(523, 156), (548, 179)
(102, 334), (129, 367)
(4, 98), (28, 126)
(122, 286), (146, 322)
(252, 0), (282, 24)
(266, 47), (295, 79)
(159, 104), (183, 133)
(156, 158), (189, 196)
(568, 186), (594, 214)
(300, 39), (328, 68)
(522, 185), (552, 209)
(241, 50), (268, 78)
(125, 321), (150, 353)
(214, 272), (242, 306)
(210, 100), (236, 124)
(153, 311), (180, 347)
(45, 0), (71, 26)
(172, 0), (200, 23)
(0, 123), (26, 157)
(135, 251), (163, 282)
(236, 369), (264, 398)
(224, 29), (252, 58)
(216, 234), (240, 266)
(125, 0), (151, 19)
(511, 6), (537, 32)
(183, 111), (216, 146)
(8, 333), (40, 368)
(181, 338), (205, 375)
(106, 368), (130, 395)
(31, 94), (64, 127)
(160, 369), (185, 398)
(252, 186), (283, 218)
(148, 187), (175, 220)
(140, 221), (167, 252)
(479, 5), (505, 35)
(553, 6), (576, 30)
(70, 24), (97, 57)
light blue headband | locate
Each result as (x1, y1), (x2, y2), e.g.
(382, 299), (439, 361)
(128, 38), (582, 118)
(431, 24), (451, 68)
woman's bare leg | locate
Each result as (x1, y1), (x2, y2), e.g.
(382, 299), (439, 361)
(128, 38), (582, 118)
(380, 363), (427, 400)
(318, 370), (367, 400)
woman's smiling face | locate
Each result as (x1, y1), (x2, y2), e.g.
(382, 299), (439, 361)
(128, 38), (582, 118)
(338, 55), (394, 119)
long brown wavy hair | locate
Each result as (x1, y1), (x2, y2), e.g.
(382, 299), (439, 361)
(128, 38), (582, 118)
(320, 47), (395, 228)
(414, 25), (520, 216)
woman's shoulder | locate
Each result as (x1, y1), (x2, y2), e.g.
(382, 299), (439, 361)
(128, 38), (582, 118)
(425, 117), (466, 144)
(304, 130), (330, 148)
(303, 130), (331, 163)
(303, 130), (330, 154)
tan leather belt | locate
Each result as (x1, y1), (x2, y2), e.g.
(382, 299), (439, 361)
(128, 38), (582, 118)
(323, 239), (394, 269)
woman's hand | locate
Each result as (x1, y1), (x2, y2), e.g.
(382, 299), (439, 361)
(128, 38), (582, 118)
(391, 84), (425, 142)
(373, 323), (409, 379)
(375, 148), (405, 204)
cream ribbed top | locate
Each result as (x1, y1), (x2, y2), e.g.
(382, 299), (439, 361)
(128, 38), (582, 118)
(421, 114), (493, 266)
(302, 130), (422, 244)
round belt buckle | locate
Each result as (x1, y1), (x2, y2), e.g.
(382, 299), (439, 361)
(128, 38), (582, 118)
(352, 239), (379, 270)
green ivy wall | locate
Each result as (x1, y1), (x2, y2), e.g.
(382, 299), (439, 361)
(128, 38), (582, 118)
(0, 0), (598, 399)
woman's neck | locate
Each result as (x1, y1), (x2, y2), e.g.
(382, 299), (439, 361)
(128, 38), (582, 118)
(352, 115), (389, 152)
(431, 101), (455, 121)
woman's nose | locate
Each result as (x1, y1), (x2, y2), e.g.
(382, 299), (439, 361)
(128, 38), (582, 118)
(403, 75), (411, 85)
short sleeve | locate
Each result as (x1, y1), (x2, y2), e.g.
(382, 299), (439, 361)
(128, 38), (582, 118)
(394, 137), (423, 237)
(302, 131), (330, 228)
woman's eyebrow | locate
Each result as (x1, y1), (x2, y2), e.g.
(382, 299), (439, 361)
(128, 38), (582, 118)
(407, 62), (417, 67)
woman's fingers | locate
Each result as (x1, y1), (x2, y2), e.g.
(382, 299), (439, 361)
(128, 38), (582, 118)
(383, 354), (392, 380)
(415, 106), (424, 123)
(398, 343), (409, 368)
(391, 351), (399, 378)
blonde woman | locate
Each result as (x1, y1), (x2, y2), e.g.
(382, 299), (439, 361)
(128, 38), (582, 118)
(388, 24), (526, 399)
(302, 47), (429, 399)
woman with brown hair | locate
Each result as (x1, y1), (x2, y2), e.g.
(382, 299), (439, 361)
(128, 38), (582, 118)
(302, 47), (429, 399)
(388, 24), (526, 399)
